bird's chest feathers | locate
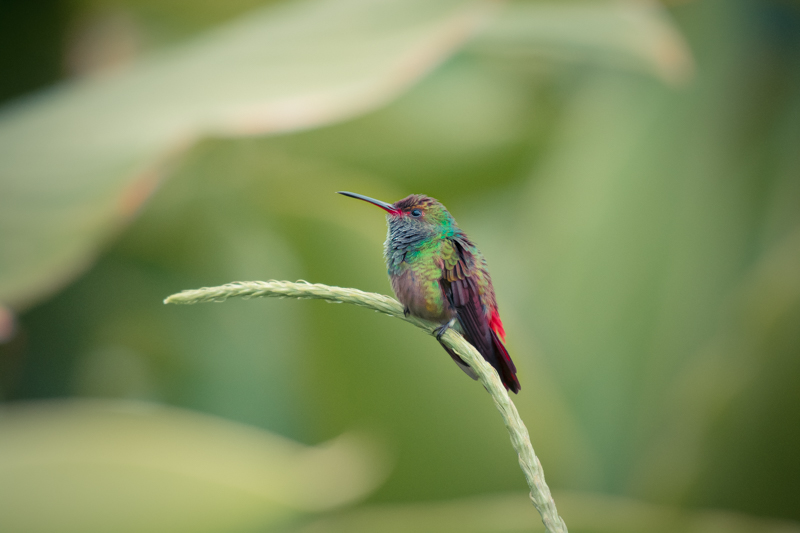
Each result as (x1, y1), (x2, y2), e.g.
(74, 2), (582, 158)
(386, 239), (455, 322)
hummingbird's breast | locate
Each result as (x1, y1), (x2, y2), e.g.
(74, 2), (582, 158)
(386, 238), (455, 324)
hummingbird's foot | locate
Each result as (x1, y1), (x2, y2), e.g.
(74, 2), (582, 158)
(403, 306), (410, 318)
(434, 318), (457, 341)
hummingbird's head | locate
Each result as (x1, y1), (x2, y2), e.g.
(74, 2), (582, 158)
(337, 191), (456, 238)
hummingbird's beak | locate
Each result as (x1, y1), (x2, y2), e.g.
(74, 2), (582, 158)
(337, 191), (399, 214)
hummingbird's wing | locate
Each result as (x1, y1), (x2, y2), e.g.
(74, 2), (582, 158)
(441, 239), (520, 393)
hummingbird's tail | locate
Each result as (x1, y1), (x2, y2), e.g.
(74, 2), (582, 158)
(438, 342), (479, 381)
(490, 330), (521, 394)
(437, 329), (521, 393)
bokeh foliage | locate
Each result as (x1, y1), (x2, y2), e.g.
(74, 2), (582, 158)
(1, 0), (799, 531)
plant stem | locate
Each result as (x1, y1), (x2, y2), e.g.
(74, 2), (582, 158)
(165, 280), (568, 533)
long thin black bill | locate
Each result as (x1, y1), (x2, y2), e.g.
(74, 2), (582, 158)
(337, 191), (396, 212)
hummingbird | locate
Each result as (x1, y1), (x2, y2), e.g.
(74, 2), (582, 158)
(338, 191), (520, 393)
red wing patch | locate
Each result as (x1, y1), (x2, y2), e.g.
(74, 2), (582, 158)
(489, 309), (505, 342)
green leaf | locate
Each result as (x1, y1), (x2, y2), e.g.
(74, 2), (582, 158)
(471, 0), (694, 84)
(0, 399), (387, 533)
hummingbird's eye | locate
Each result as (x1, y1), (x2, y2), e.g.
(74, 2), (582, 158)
(411, 208), (422, 217)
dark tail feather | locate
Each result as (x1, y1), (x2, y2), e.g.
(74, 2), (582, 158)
(438, 340), (479, 381)
(491, 330), (521, 394)
(438, 332), (520, 393)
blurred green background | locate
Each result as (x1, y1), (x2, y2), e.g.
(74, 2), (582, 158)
(1, 0), (800, 531)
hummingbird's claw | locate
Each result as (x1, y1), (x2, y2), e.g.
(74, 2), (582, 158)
(434, 318), (457, 341)
(403, 306), (410, 318)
